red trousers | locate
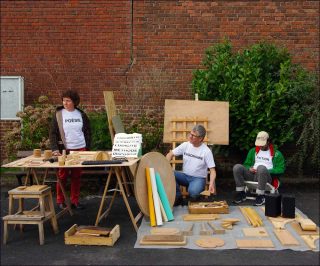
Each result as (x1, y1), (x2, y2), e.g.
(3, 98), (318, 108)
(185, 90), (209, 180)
(56, 147), (86, 205)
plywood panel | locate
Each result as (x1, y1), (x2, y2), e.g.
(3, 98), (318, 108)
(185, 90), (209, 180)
(103, 91), (117, 143)
(163, 99), (229, 145)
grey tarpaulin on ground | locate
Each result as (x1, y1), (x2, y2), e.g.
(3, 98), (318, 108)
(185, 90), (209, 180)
(135, 205), (319, 251)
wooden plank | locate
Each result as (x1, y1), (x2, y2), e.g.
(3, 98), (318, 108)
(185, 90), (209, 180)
(298, 218), (317, 231)
(103, 91), (117, 144)
(291, 222), (319, 236)
(242, 227), (269, 237)
(150, 228), (180, 235)
(140, 234), (187, 246)
(182, 223), (194, 236)
(207, 222), (225, 234)
(163, 99), (229, 145)
(273, 229), (299, 246)
(236, 239), (274, 248)
(301, 235), (319, 250)
(195, 237), (225, 248)
(182, 214), (220, 221)
(200, 223), (212, 235)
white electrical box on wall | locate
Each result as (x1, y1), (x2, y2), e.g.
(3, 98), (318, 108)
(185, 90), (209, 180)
(0, 76), (24, 120)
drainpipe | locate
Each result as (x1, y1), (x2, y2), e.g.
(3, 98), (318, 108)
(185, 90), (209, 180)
(125, 0), (135, 84)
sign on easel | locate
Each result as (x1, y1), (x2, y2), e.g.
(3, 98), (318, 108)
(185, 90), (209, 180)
(111, 133), (142, 158)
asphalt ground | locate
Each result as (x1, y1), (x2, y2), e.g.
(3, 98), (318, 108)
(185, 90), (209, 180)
(1, 179), (319, 266)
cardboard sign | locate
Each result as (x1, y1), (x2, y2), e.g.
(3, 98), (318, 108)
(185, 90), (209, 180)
(111, 133), (142, 158)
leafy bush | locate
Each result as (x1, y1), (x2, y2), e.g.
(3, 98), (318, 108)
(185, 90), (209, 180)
(87, 111), (112, 151)
(289, 85), (319, 172)
(192, 40), (316, 154)
(127, 110), (166, 154)
(3, 96), (55, 160)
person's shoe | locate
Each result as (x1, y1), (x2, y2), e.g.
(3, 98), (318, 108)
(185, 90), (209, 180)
(174, 197), (183, 207)
(58, 203), (66, 210)
(254, 195), (265, 206)
(71, 203), (85, 210)
(188, 196), (200, 203)
(232, 191), (247, 204)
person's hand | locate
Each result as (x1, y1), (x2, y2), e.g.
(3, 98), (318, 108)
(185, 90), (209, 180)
(249, 167), (257, 173)
(52, 150), (61, 156)
(209, 183), (215, 194)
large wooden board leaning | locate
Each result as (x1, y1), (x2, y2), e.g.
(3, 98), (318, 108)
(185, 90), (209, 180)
(134, 152), (176, 216)
(163, 99), (229, 145)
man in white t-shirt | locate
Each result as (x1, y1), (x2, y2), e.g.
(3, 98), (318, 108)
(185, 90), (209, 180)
(166, 125), (216, 206)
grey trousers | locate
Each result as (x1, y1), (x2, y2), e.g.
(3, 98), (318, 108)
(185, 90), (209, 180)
(233, 164), (272, 194)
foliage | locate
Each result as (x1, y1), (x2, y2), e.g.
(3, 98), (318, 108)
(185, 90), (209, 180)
(3, 96), (55, 161)
(127, 110), (166, 154)
(288, 85), (320, 172)
(87, 111), (112, 151)
(192, 40), (316, 154)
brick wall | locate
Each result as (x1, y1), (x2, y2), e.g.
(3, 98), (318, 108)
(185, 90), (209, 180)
(1, 0), (319, 160)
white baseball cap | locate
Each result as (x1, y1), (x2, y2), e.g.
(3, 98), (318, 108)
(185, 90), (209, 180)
(255, 131), (269, 146)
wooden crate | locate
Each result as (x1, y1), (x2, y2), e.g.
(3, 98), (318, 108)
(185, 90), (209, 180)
(64, 224), (120, 246)
(188, 201), (229, 214)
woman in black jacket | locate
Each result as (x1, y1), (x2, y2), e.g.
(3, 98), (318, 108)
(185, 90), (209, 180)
(50, 90), (91, 210)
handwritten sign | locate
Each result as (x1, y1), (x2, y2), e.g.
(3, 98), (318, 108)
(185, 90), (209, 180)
(112, 133), (142, 158)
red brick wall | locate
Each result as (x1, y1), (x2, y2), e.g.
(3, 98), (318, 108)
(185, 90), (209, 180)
(1, 0), (319, 157)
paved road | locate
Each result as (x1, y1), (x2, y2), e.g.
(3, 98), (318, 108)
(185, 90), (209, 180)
(1, 181), (319, 266)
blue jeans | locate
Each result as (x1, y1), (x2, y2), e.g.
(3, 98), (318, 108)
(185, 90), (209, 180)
(174, 171), (206, 199)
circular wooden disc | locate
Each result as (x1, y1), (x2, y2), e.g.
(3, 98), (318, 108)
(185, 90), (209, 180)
(134, 152), (176, 216)
(195, 237), (225, 248)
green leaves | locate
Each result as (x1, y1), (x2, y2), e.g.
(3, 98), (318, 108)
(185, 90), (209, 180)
(192, 40), (316, 156)
(87, 111), (112, 151)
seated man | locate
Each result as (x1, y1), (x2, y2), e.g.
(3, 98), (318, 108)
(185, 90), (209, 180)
(233, 131), (285, 206)
(166, 124), (216, 206)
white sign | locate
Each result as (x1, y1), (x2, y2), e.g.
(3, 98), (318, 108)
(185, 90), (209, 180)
(112, 133), (142, 158)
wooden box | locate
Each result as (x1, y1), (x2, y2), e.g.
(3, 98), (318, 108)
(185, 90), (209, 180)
(188, 201), (229, 214)
(64, 224), (120, 246)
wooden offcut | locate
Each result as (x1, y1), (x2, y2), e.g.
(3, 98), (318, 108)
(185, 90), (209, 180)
(140, 234), (187, 246)
(301, 235), (319, 250)
(207, 222), (225, 234)
(182, 223), (194, 236)
(273, 229), (299, 246)
(200, 223), (212, 235)
(291, 222), (319, 236)
(236, 239), (274, 248)
(182, 214), (220, 221)
(195, 237), (225, 248)
(298, 218), (317, 231)
(103, 91), (117, 143)
(150, 227), (180, 235)
(242, 227), (269, 237)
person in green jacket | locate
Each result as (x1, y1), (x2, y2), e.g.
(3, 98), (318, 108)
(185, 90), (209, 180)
(232, 131), (285, 206)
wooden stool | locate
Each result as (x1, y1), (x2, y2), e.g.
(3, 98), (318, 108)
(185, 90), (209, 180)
(2, 185), (59, 245)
